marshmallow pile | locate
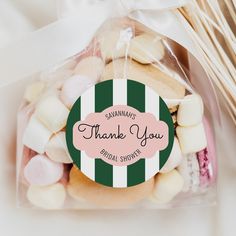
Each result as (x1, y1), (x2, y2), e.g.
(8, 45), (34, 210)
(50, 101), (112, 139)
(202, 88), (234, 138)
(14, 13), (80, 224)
(18, 18), (215, 209)
(153, 92), (207, 203)
(21, 55), (104, 209)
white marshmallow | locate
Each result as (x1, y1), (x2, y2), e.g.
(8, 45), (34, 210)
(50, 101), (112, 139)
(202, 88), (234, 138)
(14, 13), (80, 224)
(129, 33), (165, 64)
(27, 183), (66, 209)
(177, 94), (204, 126)
(152, 170), (184, 204)
(60, 75), (94, 108)
(24, 81), (45, 103)
(45, 132), (72, 163)
(160, 137), (183, 173)
(176, 122), (207, 154)
(177, 153), (200, 192)
(23, 116), (52, 154)
(34, 95), (69, 133)
(74, 56), (104, 83)
(99, 29), (131, 61)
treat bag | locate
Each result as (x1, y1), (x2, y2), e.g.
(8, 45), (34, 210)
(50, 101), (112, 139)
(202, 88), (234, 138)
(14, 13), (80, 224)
(12, 0), (221, 209)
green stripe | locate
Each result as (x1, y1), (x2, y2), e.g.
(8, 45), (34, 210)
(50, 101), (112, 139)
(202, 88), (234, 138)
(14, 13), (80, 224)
(127, 80), (145, 186)
(95, 80), (113, 186)
(159, 98), (174, 169)
(66, 97), (81, 168)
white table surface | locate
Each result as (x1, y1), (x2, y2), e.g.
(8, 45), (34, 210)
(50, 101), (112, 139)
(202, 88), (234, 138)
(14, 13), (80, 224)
(0, 1), (236, 235)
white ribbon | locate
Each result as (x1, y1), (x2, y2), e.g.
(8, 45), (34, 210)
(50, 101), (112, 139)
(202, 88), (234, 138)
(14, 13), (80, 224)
(0, 0), (195, 87)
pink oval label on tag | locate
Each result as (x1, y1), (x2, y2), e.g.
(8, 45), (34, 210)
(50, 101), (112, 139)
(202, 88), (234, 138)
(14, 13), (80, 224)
(72, 105), (168, 166)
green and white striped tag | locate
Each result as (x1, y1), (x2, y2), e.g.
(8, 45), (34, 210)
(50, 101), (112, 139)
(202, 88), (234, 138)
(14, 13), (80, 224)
(66, 79), (174, 187)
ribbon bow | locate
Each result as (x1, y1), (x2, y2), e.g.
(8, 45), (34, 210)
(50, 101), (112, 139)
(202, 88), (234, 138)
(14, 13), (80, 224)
(0, 0), (194, 87)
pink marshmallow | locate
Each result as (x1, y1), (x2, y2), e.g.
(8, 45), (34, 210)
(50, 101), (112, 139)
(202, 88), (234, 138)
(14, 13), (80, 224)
(24, 154), (64, 186)
(20, 146), (37, 185)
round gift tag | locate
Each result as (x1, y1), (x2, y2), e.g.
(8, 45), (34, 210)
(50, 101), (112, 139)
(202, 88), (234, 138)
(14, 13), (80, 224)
(66, 79), (174, 187)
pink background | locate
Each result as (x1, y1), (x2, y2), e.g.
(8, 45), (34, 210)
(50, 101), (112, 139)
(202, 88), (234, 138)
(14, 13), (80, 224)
(73, 105), (168, 166)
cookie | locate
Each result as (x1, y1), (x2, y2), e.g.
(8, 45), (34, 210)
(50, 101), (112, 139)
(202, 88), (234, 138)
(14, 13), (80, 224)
(67, 166), (154, 208)
(101, 59), (185, 104)
(177, 118), (217, 193)
(197, 118), (217, 187)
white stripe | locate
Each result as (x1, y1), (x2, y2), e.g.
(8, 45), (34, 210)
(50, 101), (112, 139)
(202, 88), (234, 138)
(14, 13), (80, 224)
(80, 87), (95, 180)
(112, 79), (127, 187)
(113, 79), (127, 105)
(113, 166), (127, 188)
(81, 151), (95, 180)
(145, 86), (159, 119)
(80, 86), (95, 120)
(145, 152), (160, 181)
(145, 86), (160, 180)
